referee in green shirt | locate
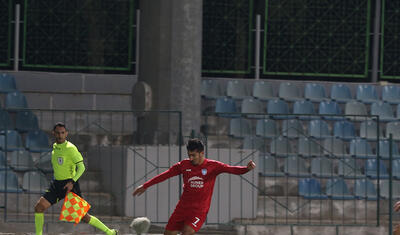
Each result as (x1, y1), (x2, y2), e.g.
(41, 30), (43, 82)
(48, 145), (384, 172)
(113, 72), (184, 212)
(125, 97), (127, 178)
(34, 122), (118, 235)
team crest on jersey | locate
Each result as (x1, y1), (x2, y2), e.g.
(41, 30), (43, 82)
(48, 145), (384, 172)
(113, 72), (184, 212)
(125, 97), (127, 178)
(57, 157), (63, 165)
(201, 168), (207, 175)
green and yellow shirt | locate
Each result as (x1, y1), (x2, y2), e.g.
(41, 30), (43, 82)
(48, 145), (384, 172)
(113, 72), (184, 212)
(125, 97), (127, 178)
(51, 141), (83, 180)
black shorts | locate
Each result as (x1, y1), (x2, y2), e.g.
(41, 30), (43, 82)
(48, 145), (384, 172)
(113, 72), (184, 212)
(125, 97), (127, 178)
(43, 179), (82, 205)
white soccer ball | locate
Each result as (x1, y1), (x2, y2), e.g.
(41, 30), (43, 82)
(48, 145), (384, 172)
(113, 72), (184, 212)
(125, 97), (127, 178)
(130, 217), (151, 235)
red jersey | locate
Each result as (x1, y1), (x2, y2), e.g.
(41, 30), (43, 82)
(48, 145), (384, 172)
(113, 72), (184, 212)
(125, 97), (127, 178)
(143, 158), (249, 214)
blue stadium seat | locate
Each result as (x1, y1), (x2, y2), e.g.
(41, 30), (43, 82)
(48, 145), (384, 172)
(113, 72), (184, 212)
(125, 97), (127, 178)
(284, 156), (310, 177)
(350, 138), (375, 159)
(333, 120), (355, 140)
(365, 159), (389, 179)
(255, 119), (278, 138)
(258, 155), (284, 177)
(311, 157), (335, 178)
(293, 100), (317, 120)
(337, 158), (363, 178)
(392, 160), (400, 179)
(382, 85), (400, 104)
(354, 179), (377, 200)
(25, 130), (51, 152)
(298, 178), (327, 199)
(229, 118), (252, 138)
(0, 109), (14, 130)
(0, 152), (7, 170)
(215, 97), (238, 118)
(318, 101), (343, 120)
(398, 104), (400, 118)
(278, 82), (302, 101)
(282, 119), (304, 138)
(267, 99), (290, 119)
(270, 137), (293, 157)
(304, 83), (328, 102)
(242, 136), (266, 152)
(10, 150), (34, 171)
(330, 84), (352, 103)
(298, 137), (323, 157)
(35, 151), (52, 173)
(308, 120), (331, 139)
(0, 73), (17, 93)
(323, 138), (349, 157)
(0, 170), (21, 192)
(356, 84), (379, 104)
(227, 80), (250, 100)
(379, 139), (400, 159)
(241, 98), (264, 118)
(253, 81), (275, 101)
(386, 122), (400, 140)
(360, 120), (384, 140)
(201, 80), (222, 99)
(370, 101), (396, 122)
(22, 171), (49, 193)
(0, 130), (24, 151)
(380, 180), (400, 199)
(344, 101), (368, 121)
(326, 178), (355, 200)
(5, 91), (28, 110)
(15, 110), (39, 132)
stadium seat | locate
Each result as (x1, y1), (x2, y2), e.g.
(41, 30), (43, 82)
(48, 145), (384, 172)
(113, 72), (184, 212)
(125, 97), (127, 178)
(333, 120), (356, 140)
(350, 138), (375, 159)
(304, 83), (328, 102)
(380, 180), (400, 199)
(253, 81), (275, 100)
(229, 118), (252, 138)
(278, 82), (302, 102)
(242, 136), (266, 152)
(370, 101), (396, 122)
(330, 84), (352, 103)
(10, 150), (34, 171)
(282, 119), (304, 138)
(15, 110), (39, 132)
(255, 119), (279, 138)
(270, 137), (293, 157)
(354, 179), (377, 200)
(359, 120), (384, 140)
(382, 85), (400, 104)
(397, 104), (400, 118)
(201, 80), (222, 99)
(25, 130), (51, 152)
(0, 130), (24, 151)
(215, 97), (239, 118)
(365, 159), (389, 179)
(344, 101), (368, 121)
(323, 138), (349, 157)
(392, 160), (400, 179)
(356, 84), (379, 104)
(258, 155), (284, 177)
(337, 158), (363, 178)
(0, 109), (14, 130)
(284, 156), (310, 177)
(311, 157), (335, 178)
(22, 171), (49, 193)
(298, 137), (323, 157)
(0, 170), (21, 192)
(308, 120), (331, 139)
(35, 151), (52, 173)
(293, 100), (317, 120)
(386, 122), (400, 140)
(298, 178), (327, 199)
(227, 80), (250, 100)
(0, 152), (7, 170)
(241, 98), (264, 118)
(318, 101), (343, 120)
(379, 139), (400, 159)
(267, 99), (290, 119)
(326, 178), (355, 200)
(0, 73), (17, 93)
(5, 91), (28, 110)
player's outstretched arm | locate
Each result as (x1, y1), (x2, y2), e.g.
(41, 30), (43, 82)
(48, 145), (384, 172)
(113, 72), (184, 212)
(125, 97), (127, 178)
(133, 185), (146, 196)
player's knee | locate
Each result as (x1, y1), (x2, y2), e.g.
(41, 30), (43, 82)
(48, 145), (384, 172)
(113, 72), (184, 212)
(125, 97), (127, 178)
(182, 227), (195, 235)
(34, 202), (45, 213)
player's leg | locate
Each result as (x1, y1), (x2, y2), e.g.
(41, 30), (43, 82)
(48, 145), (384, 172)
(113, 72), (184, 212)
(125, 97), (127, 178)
(181, 225), (196, 235)
(34, 197), (51, 235)
(164, 230), (179, 235)
(83, 213), (118, 235)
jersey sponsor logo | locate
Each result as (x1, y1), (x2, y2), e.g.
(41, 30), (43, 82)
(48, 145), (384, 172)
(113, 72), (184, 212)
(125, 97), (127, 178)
(186, 169), (191, 171)
(188, 176), (204, 188)
(201, 168), (207, 175)
(57, 157), (63, 165)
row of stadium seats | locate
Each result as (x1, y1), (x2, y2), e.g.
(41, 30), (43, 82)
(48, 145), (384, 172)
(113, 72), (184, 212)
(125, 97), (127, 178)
(0, 150), (51, 172)
(0, 110), (39, 131)
(0, 130), (51, 152)
(0, 170), (48, 193)
(202, 80), (400, 104)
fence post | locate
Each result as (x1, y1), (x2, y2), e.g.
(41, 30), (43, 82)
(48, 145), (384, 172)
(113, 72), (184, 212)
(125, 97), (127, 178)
(255, 14), (261, 80)
(13, 4), (20, 71)
(389, 134), (393, 235)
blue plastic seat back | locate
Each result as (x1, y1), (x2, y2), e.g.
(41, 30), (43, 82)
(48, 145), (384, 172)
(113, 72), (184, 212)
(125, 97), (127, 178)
(380, 180), (400, 199)
(386, 122), (400, 140)
(382, 85), (400, 104)
(330, 84), (352, 103)
(241, 98), (264, 117)
(365, 159), (388, 179)
(0, 130), (24, 151)
(326, 178), (353, 199)
(344, 101), (368, 121)
(392, 160), (400, 179)
(0, 109), (14, 130)
(298, 178), (326, 199)
(259, 155), (283, 176)
(5, 91), (28, 110)
(356, 85), (378, 103)
(0, 152), (7, 170)
(215, 97), (238, 117)
(298, 137), (323, 157)
(25, 130), (51, 152)
(354, 179), (377, 200)
(279, 82), (302, 101)
(16, 111), (39, 132)
(253, 81), (275, 100)
(333, 120), (355, 140)
(360, 121), (383, 140)
(304, 83), (327, 102)
(379, 140), (400, 159)
(0, 170), (21, 192)
(256, 119), (279, 138)
(242, 136), (266, 152)
(227, 80), (249, 100)
(10, 150), (34, 171)
(229, 118), (252, 138)
(36, 151), (53, 173)
(293, 100), (316, 119)
(0, 73), (17, 93)
(370, 102), (396, 121)
(323, 138), (348, 157)
(282, 119), (304, 138)
(308, 120), (331, 139)
(319, 101), (342, 119)
(338, 158), (363, 178)
(270, 137), (293, 156)
(398, 104), (400, 118)
(350, 138), (374, 158)
(267, 99), (289, 118)
(201, 80), (222, 99)
(284, 156), (309, 176)
(311, 157), (334, 177)
(22, 171), (49, 193)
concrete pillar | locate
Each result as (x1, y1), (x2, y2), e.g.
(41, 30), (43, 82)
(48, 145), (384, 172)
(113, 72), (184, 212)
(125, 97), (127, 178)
(136, 0), (202, 144)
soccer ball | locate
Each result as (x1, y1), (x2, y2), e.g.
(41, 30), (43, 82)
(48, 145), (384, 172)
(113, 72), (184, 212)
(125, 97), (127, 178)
(130, 217), (151, 235)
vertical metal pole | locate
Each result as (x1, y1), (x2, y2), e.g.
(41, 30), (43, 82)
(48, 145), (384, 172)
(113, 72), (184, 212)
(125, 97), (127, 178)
(13, 4), (20, 71)
(377, 116), (381, 227)
(389, 134), (393, 235)
(371, 0), (382, 82)
(136, 9), (140, 75)
(255, 15), (261, 80)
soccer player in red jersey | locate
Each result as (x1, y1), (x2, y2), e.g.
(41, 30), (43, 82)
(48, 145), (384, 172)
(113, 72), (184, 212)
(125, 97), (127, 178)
(133, 138), (256, 235)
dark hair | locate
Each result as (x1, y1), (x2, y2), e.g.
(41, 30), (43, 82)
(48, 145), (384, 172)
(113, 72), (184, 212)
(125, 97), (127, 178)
(186, 138), (204, 152)
(53, 122), (67, 131)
